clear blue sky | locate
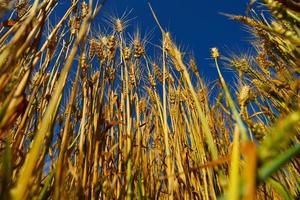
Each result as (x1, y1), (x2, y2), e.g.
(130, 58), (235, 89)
(98, 0), (252, 82)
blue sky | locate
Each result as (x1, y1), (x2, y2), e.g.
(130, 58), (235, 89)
(98, 0), (252, 82)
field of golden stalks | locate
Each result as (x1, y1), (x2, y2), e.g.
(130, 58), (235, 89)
(0, 0), (299, 199)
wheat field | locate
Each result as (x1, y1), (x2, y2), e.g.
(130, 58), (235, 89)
(0, 0), (299, 199)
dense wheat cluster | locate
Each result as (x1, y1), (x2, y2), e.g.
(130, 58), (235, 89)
(0, 0), (299, 199)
